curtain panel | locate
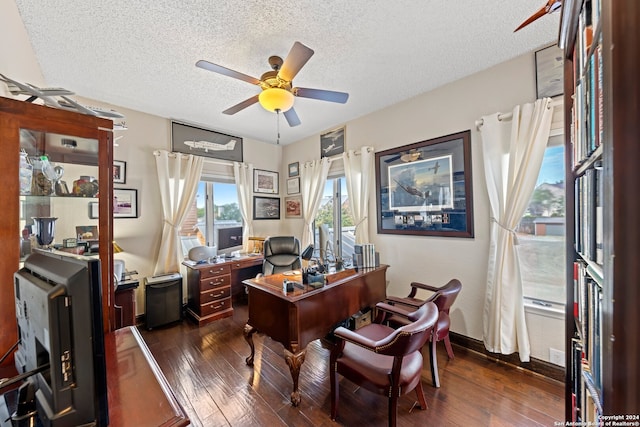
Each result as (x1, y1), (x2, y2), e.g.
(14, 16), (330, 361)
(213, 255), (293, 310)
(342, 146), (374, 244)
(479, 98), (554, 362)
(299, 158), (331, 247)
(233, 162), (254, 253)
(153, 150), (203, 275)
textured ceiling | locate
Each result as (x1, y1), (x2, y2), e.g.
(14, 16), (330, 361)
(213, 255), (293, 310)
(13, 0), (559, 145)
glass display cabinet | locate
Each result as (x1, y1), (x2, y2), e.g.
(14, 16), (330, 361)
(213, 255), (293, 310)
(0, 96), (115, 355)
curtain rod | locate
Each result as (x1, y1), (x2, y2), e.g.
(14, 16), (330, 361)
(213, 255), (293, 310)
(475, 99), (562, 130)
(153, 150), (235, 167)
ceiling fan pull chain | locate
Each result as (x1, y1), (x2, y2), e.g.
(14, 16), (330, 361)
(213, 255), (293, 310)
(276, 108), (281, 145)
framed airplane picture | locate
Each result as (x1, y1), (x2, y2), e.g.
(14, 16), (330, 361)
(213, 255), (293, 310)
(171, 121), (243, 161)
(320, 126), (345, 158)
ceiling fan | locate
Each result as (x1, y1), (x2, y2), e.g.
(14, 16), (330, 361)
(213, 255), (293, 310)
(514, 0), (562, 32)
(196, 42), (349, 127)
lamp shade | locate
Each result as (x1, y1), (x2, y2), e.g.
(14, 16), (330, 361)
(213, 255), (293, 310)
(301, 244), (314, 261)
(113, 241), (124, 253)
(259, 88), (294, 113)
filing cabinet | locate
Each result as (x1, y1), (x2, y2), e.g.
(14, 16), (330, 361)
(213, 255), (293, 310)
(185, 263), (233, 325)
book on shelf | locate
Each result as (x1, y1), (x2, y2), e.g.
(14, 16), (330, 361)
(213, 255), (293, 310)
(595, 164), (603, 265)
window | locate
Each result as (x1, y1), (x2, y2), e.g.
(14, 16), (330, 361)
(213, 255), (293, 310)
(518, 144), (565, 305)
(314, 177), (355, 263)
(180, 180), (243, 256)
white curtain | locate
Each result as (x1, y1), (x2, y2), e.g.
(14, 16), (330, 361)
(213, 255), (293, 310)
(342, 146), (374, 244)
(153, 150), (203, 274)
(300, 158), (331, 247)
(233, 162), (254, 253)
(479, 98), (554, 362)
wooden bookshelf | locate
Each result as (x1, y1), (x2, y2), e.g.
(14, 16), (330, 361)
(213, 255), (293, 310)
(561, 0), (640, 419)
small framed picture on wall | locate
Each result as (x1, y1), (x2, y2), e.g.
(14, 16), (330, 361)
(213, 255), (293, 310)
(113, 160), (126, 184)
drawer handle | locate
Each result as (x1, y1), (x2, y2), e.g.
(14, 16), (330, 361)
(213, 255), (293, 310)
(210, 302), (225, 310)
(209, 292), (224, 298)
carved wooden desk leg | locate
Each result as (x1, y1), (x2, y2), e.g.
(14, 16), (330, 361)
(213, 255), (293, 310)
(244, 324), (256, 365)
(284, 348), (307, 406)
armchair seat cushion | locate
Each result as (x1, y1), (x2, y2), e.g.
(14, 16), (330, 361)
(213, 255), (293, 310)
(336, 323), (424, 395)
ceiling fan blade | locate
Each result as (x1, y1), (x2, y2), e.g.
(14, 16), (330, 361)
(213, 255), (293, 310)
(196, 60), (261, 85)
(222, 94), (260, 115)
(514, 2), (553, 32)
(294, 87), (349, 104)
(278, 42), (314, 82)
(283, 108), (301, 127)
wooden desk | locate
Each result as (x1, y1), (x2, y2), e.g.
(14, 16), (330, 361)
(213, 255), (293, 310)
(242, 265), (388, 406)
(183, 255), (264, 326)
(106, 326), (189, 427)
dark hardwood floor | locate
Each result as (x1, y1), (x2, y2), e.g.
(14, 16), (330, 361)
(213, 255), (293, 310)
(139, 303), (564, 426)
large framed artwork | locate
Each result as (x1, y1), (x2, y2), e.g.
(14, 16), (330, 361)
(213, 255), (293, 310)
(375, 130), (474, 238)
(253, 196), (280, 220)
(171, 121), (243, 161)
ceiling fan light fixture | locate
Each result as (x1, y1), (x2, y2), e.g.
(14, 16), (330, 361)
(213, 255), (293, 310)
(259, 88), (294, 113)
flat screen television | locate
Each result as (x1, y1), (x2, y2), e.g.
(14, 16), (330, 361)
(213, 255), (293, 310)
(11, 250), (108, 426)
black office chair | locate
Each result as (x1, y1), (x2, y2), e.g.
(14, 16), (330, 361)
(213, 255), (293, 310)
(262, 236), (302, 275)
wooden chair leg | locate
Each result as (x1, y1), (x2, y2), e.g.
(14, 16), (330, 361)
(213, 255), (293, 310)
(330, 365), (339, 420)
(389, 394), (398, 427)
(429, 338), (440, 388)
(414, 380), (428, 410)
(444, 334), (455, 359)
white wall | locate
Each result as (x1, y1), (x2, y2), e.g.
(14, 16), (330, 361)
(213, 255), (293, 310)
(282, 53), (565, 363)
(2, 0), (563, 363)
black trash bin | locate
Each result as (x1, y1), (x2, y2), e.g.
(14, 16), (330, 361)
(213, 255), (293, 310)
(145, 273), (182, 330)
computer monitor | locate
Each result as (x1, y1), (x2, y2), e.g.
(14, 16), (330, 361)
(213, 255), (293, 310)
(12, 250), (108, 426)
(216, 225), (243, 256)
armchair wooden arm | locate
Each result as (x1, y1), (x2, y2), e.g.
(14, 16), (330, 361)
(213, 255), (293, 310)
(407, 281), (440, 298)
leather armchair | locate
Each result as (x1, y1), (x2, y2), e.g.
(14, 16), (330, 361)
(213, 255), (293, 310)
(330, 302), (439, 427)
(262, 236), (302, 275)
(384, 279), (462, 387)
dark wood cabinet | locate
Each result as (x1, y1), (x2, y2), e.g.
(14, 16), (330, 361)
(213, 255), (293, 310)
(184, 255), (263, 325)
(185, 262), (234, 325)
(561, 0), (640, 419)
(0, 97), (115, 353)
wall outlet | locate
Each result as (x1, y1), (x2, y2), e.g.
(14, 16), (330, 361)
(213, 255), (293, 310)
(549, 348), (565, 367)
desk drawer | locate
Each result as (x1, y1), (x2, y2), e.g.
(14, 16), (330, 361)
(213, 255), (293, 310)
(200, 286), (230, 304)
(200, 274), (230, 291)
(199, 264), (231, 279)
(230, 258), (263, 270)
(200, 297), (231, 317)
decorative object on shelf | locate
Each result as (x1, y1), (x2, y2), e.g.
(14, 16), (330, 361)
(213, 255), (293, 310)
(535, 44), (564, 99)
(253, 196), (280, 220)
(288, 162), (299, 177)
(113, 160), (126, 184)
(55, 181), (69, 196)
(32, 216), (57, 248)
(114, 188), (138, 218)
(40, 156), (64, 187)
(73, 175), (99, 197)
(253, 169), (279, 194)
(287, 177), (300, 195)
(285, 195), (303, 218)
(320, 126), (345, 158)
(19, 151), (33, 195)
(171, 121), (243, 161)
(31, 171), (52, 195)
(375, 130), (474, 238)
